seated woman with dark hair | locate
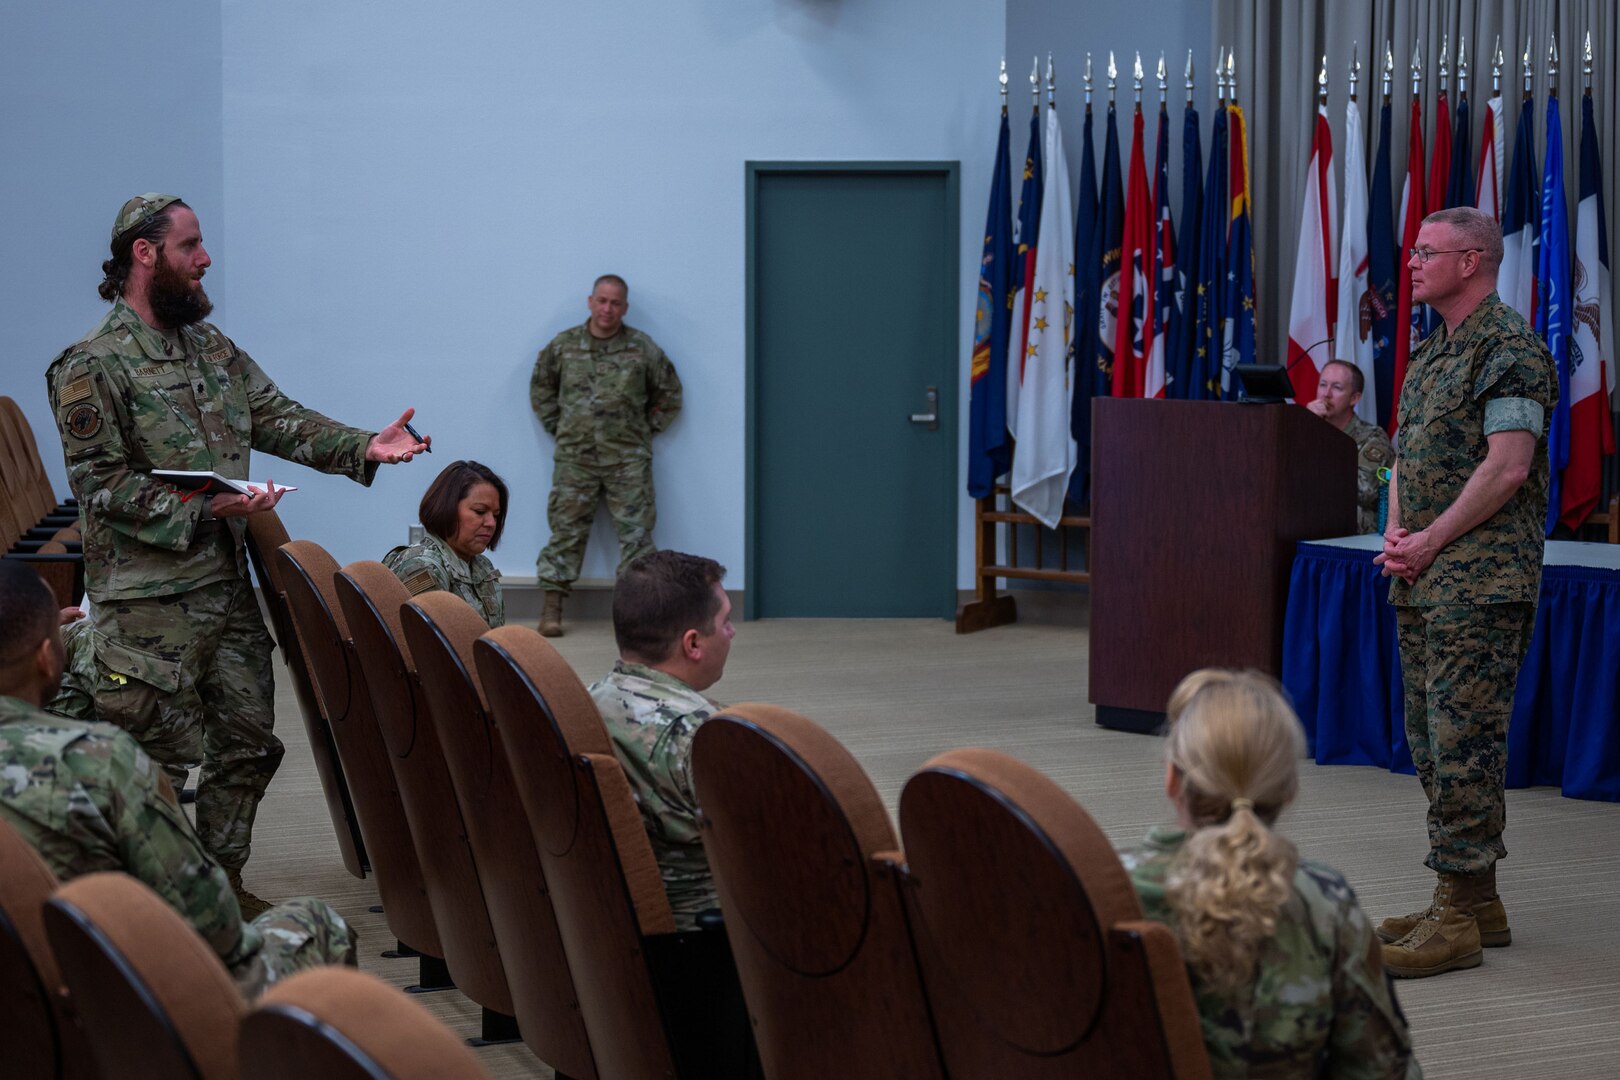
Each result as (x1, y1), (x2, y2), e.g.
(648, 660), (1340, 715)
(383, 460), (508, 627)
(1119, 669), (1421, 1079)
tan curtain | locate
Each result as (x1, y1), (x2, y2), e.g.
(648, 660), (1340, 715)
(1211, 0), (1620, 388)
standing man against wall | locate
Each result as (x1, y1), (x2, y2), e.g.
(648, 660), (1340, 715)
(1306, 359), (1394, 533)
(530, 274), (682, 637)
(1374, 206), (1555, 980)
(45, 194), (429, 915)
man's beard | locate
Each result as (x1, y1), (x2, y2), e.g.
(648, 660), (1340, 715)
(147, 254), (213, 327)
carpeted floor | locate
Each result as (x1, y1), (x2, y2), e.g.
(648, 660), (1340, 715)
(243, 614), (1620, 1079)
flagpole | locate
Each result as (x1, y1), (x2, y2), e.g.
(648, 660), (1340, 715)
(1318, 52), (1329, 106)
(1412, 37), (1423, 99)
(1184, 49), (1194, 107)
(1216, 46), (1226, 106)
(1227, 46), (1238, 106)
(1350, 42), (1360, 104)
(1523, 41), (1534, 100)
(1158, 51), (1168, 112)
(1046, 53), (1056, 110)
(1084, 51), (1093, 116)
(999, 56), (1008, 115)
(1133, 50), (1143, 108)
(1031, 55), (1041, 116)
(1458, 35), (1470, 104)
(1492, 36), (1503, 96)
(1383, 41), (1393, 104)
(1583, 29), (1593, 94)
(1549, 32), (1559, 97)
(1439, 34), (1450, 100)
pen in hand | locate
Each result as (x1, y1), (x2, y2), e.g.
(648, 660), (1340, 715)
(403, 419), (432, 453)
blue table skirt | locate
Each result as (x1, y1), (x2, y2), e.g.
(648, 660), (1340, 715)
(1282, 542), (1620, 802)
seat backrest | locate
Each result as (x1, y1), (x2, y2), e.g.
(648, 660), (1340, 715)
(244, 512), (367, 880)
(43, 872), (246, 1080)
(332, 562), (513, 1020)
(239, 967), (491, 1080)
(475, 626), (683, 1078)
(400, 593), (597, 1080)
(0, 399), (42, 539)
(275, 541), (439, 960)
(0, 816), (95, 1080)
(898, 748), (1211, 1080)
(0, 397), (59, 523)
(690, 705), (946, 1080)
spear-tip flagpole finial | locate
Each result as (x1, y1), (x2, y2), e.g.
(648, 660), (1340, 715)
(1045, 53), (1056, 105)
(1157, 51), (1168, 98)
(1348, 43), (1361, 98)
(1185, 49), (1196, 103)
(1548, 33), (1559, 82)
(1522, 40), (1534, 93)
(1458, 34), (1469, 93)
(1585, 30), (1594, 87)
(1383, 40), (1394, 96)
(1491, 34), (1503, 93)
(1411, 37), (1423, 95)
(1318, 54), (1329, 96)
(998, 57), (1008, 105)
(1226, 47), (1237, 100)
(1083, 51), (1093, 106)
(1132, 50), (1144, 104)
(1108, 49), (1118, 100)
(1438, 33), (1449, 88)
(1215, 45), (1226, 99)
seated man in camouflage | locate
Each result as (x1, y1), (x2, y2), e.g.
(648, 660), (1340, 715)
(0, 561), (356, 999)
(589, 550), (734, 928)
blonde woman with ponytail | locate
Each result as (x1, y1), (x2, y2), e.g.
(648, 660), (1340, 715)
(1119, 670), (1422, 1078)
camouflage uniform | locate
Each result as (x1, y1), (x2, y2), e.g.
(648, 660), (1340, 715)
(44, 298), (377, 874)
(1344, 414), (1395, 534)
(383, 531), (505, 628)
(588, 660), (717, 927)
(0, 695), (357, 1000)
(530, 322), (681, 592)
(1122, 827), (1421, 1078)
(1388, 292), (1554, 876)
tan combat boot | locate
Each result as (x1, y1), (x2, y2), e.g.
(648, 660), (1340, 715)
(1382, 871), (1486, 978)
(539, 592), (565, 638)
(1377, 864), (1511, 947)
(228, 872), (273, 920)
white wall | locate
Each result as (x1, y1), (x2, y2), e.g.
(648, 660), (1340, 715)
(212, 0), (1004, 585)
(0, 1), (225, 491)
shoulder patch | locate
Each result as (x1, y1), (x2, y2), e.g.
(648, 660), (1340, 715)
(402, 569), (437, 596)
(200, 344), (234, 364)
(65, 402), (102, 440)
(57, 377), (93, 407)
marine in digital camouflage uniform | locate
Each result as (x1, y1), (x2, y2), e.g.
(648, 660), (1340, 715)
(1122, 827), (1421, 1079)
(1344, 413), (1394, 534)
(383, 531), (505, 628)
(43, 195), (426, 903)
(1377, 208), (1555, 979)
(530, 276), (681, 634)
(0, 696), (357, 1000)
(588, 660), (720, 927)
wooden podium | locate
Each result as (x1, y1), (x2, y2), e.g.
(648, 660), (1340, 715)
(1089, 399), (1357, 732)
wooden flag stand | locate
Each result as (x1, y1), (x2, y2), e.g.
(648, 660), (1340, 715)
(955, 467), (1091, 633)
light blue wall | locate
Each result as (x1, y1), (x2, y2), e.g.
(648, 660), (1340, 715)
(213, 0), (1005, 584)
(0, 1), (225, 498)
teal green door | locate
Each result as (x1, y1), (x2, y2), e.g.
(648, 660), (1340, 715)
(747, 164), (959, 618)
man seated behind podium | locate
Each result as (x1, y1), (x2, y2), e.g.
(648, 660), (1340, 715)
(1307, 359), (1393, 534)
(590, 550), (734, 927)
(0, 560), (356, 999)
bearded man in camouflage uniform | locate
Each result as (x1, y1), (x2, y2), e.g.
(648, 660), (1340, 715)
(1374, 207), (1556, 980)
(530, 274), (682, 637)
(44, 194), (429, 915)
(0, 560), (356, 998)
(589, 550), (733, 927)
(1307, 359), (1394, 533)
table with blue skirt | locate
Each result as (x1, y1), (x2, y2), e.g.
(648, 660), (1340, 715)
(1282, 534), (1620, 803)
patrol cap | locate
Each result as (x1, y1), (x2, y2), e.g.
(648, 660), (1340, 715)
(112, 193), (182, 245)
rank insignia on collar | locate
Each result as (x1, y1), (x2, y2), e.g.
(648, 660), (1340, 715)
(402, 570), (437, 596)
(66, 402), (102, 440)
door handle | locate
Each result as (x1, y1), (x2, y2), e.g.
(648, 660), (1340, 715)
(909, 386), (939, 430)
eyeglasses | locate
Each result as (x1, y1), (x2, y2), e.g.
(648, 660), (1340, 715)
(1408, 247), (1481, 264)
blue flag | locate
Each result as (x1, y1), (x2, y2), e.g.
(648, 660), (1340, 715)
(1167, 101), (1202, 399)
(1367, 100), (1398, 427)
(1094, 102), (1125, 401)
(1190, 100), (1228, 400)
(1447, 92), (1473, 208)
(1222, 104), (1258, 398)
(1538, 93), (1571, 536)
(967, 108), (1014, 499)
(1068, 106), (1099, 504)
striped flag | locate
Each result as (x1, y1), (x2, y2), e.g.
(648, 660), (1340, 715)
(1539, 91), (1571, 536)
(1006, 107), (1044, 432)
(1146, 102), (1175, 400)
(1010, 104), (1076, 528)
(1391, 94), (1425, 430)
(967, 107), (1014, 499)
(1563, 90), (1617, 530)
(1114, 103), (1153, 398)
(1476, 92), (1505, 219)
(1335, 96), (1377, 424)
(1286, 99), (1338, 403)
(1500, 100), (1540, 322)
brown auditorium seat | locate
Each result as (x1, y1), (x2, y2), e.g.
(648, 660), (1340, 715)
(0, 399), (84, 608)
(898, 749), (1212, 1079)
(689, 704), (946, 1080)
(400, 593), (597, 1080)
(274, 541), (443, 989)
(240, 967), (491, 1080)
(0, 397), (76, 516)
(476, 625), (759, 1079)
(332, 561), (517, 1044)
(0, 817), (94, 1080)
(243, 511), (368, 880)
(44, 872), (246, 1080)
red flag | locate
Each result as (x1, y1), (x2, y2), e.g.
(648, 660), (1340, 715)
(1391, 96), (1426, 432)
(1113, 105), (1154, 398)
(1476, 94), (1504, 219)
(1286, 101), (1337, 403)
